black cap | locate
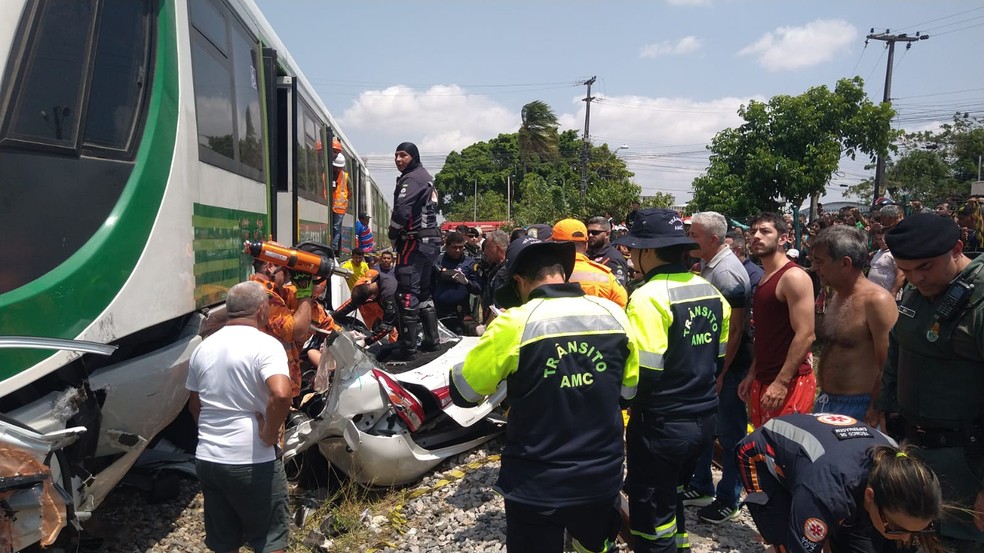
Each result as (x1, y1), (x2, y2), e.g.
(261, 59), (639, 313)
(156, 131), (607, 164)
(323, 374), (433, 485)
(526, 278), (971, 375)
(493, 237), (575, 308)
(358, 212), (370, 220)
(612, 208), (698, 250)
(885, 213), (960, 260)
(525, 223), (553, 241)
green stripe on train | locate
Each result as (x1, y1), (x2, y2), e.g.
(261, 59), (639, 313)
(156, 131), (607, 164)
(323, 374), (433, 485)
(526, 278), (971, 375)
(0, 0), (179, 381)
(192, 203), (267, 308)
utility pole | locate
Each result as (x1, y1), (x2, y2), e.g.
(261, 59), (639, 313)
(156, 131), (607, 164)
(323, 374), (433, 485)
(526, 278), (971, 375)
(473, 178), (478, 222)
(579, 76), (596, 198)
(867, 29), (928, 205)
(507, 174), (511, 221)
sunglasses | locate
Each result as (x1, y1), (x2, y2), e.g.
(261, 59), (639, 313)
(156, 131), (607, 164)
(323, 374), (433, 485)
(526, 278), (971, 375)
(878, 506), (937, 536)
(587, 230), (608, 236)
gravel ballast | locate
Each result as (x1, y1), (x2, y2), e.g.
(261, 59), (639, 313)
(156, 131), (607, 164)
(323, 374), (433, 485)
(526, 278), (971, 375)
(71, 438), (767, 552)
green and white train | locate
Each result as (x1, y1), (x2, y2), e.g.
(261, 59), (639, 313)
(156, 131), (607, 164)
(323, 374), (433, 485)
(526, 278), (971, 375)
(0, 0), (387, 548)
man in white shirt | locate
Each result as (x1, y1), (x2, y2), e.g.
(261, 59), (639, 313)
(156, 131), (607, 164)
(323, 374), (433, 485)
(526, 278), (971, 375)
(187, 280), (292, 553)
(867, 228), (904, 299)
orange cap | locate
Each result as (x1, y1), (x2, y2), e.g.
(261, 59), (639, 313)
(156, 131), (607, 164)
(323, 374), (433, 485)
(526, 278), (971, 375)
(552, 218), (588, 242)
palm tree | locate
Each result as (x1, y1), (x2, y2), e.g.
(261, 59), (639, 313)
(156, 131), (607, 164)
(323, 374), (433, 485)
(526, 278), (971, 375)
(518, 100), (560, 171)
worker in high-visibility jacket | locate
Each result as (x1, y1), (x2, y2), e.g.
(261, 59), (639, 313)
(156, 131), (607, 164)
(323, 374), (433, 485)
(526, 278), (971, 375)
(612, 208), (730, 553)
(551, 218), (628, 308)
(450, 236), (639, 553)
(330, 152), (349, 252)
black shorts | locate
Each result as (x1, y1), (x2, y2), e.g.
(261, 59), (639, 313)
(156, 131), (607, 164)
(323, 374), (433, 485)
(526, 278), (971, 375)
(196, 458), (289, 553)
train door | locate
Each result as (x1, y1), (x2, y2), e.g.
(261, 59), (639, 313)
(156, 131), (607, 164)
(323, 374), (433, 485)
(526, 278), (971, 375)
(273, 75), (296, 243)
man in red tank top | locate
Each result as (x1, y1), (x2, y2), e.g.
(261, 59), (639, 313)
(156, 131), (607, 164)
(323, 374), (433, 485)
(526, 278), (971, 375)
(738, 213), (816, 427)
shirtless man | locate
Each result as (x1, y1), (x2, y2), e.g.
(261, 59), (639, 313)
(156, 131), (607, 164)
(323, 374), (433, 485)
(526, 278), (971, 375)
(809, 226), (898, 426)
(738, 213), (816, 428)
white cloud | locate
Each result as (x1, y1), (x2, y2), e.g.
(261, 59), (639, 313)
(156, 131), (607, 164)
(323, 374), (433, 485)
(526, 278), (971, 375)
(340, 84), (516, 154)
(738, 19), (858, 72)
(340, 84), (766, 204)
(666, 0), (711, 6)
(558, 93), (764, 202)
(640, 36), (702, 58)
(340, 85), (518, 197)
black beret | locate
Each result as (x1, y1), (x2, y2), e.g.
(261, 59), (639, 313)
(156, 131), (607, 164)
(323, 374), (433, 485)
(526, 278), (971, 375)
(885, 212), (960, 260)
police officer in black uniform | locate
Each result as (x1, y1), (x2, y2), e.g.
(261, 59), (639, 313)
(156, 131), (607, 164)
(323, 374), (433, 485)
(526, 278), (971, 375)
(738, 413), (943, 553)
(389, 142), (441, 359)
(878, 213), (984, 552)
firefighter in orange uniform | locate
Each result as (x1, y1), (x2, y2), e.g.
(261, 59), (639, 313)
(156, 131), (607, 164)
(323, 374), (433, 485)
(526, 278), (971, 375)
(551, 219), (628, 308)
(249, 260), (313, 399)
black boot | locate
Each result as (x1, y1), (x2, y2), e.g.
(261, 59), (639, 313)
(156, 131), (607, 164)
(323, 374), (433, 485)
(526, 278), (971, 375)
(392, 307), (419, 361)
(419, 303), (440, 352)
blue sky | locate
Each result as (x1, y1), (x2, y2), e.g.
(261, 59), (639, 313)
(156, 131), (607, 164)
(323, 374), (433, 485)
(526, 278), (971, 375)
(253, 0), (984, 208)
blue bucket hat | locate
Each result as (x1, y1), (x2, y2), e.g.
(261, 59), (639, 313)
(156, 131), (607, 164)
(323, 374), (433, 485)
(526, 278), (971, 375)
(493, 237), (575, 309)
(612, 208), (698, 250)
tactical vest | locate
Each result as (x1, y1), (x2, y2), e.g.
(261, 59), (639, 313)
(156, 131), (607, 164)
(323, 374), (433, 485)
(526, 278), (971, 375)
(894, 257), (984, 427)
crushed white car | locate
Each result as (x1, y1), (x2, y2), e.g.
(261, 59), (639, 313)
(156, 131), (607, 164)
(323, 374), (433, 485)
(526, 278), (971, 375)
(283, 323), (505, 487)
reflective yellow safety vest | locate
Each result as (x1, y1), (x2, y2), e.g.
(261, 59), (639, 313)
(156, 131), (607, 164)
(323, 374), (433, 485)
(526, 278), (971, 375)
(451, 284), (638, 507)
(626, 265), (730, 416)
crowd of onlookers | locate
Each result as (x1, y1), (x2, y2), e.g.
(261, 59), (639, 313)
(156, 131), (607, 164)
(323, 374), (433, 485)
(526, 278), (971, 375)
(187, 188), (984, 552)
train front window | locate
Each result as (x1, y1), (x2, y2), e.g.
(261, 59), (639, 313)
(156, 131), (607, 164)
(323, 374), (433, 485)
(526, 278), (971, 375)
(2, 2), (96, 149)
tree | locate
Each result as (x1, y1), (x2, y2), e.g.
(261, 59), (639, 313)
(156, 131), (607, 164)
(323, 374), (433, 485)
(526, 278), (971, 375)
(518, 100), (560, 170)
(441, 189), (509, 222)
(688, 77), (897, 218)
(436, 117), (646, 224)
(435, 134), (519, 214)
(843, 115), (984, 205)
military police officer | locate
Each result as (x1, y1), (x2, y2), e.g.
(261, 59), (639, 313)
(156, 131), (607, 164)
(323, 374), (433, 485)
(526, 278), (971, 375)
(613, 208), (730, 553)
(879, 212), (984, 552)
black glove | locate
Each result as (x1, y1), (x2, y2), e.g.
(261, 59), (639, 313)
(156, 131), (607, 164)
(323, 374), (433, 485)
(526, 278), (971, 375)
(364, 324), (394, 346)
(293, 272), (314, 299)
(388, 226), (401, 240)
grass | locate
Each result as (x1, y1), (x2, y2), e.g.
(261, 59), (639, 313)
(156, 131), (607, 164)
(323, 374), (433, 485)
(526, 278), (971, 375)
(287, 474), (412, 552)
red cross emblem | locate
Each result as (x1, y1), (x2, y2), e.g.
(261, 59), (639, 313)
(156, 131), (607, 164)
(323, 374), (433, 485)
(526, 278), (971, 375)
(804, 517), (828, 543)
(816, 414), (857, 426)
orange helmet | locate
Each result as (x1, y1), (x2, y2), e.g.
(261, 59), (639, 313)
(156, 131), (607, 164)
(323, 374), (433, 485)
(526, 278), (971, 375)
(331, 137), (342, 153)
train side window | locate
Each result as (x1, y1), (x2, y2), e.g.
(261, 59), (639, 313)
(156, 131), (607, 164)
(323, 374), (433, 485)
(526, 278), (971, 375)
(191, 40), (235, 159)
(296, 103), (325, 204)
(231, 29), (263, 176)
(82, 0), (153, 154)
(295, 107), (310, 194)
(189, 0), (264, 182)
(0, 2), (97, 150)
(189, 0), (229, 56)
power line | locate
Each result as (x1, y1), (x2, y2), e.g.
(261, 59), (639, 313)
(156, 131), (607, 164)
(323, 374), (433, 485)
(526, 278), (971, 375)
(886, 6), (983, 34)
(896, 87), (984, 100)
(932, 21), (984, 37)
(908, 14), (984, 34)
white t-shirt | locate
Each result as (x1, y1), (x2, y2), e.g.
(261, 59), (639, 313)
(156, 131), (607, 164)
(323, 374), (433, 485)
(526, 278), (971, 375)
(868, 248), (897, 293)
(186, 325), (289, 464)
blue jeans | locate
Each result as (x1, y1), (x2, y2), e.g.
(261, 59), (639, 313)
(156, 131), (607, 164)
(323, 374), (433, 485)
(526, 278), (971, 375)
(330, 212), (344, 252)
(813, 392), (871, 421)
(690, 368), (747, 507)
